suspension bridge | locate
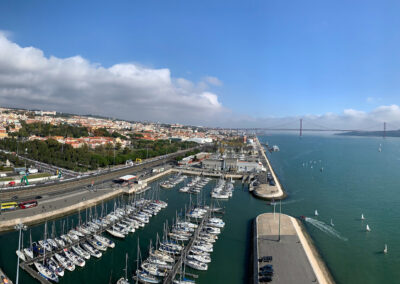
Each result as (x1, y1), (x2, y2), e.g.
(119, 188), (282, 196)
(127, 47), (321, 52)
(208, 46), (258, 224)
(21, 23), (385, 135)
(229, 119), (400, 138)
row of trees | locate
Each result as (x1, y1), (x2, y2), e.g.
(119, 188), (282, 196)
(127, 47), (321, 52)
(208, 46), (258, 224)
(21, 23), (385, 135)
(12, 121), (89, 138)
(0, 138), (198, 172)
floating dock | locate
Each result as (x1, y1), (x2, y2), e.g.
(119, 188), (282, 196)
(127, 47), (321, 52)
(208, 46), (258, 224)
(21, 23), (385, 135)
(162, 210), (210, 283)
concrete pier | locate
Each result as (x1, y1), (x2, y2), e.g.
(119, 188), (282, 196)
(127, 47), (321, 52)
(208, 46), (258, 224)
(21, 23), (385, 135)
(253, 213), (335, 284)
(252, 137), (287, 200)
(171, 168), (243, 179)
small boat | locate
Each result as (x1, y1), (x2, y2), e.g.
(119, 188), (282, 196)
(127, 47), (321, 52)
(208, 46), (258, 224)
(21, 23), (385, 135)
(384, 244), (388, 254)
(46, 257), (65, 277)
(72, 245), (91, 260)
(366, 224), (371, 232)
(64, 249), (86, 267)
(314, 210), (319, 216)
(94, 235), (115, 248)
(133, 270), (160, 283)
(330, 219), (334, 227)
(106, 228), (125, 239)
(34, 262), (59, 282)
(54, 253), (75, 272)
(82, 243), (102, 259)
(361, 214), (365, 220)
(184, 259), (208, 271)
(16, 250), (26, 262)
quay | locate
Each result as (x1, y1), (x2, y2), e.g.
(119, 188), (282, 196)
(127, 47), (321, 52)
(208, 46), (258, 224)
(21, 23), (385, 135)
(252, 137), (286, 200)
(171, 168), (243, 179)
(253, 213), (335, 284)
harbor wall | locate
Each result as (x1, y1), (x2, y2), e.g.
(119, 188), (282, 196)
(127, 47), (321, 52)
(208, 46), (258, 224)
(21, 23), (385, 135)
(252, 137), (287, 200)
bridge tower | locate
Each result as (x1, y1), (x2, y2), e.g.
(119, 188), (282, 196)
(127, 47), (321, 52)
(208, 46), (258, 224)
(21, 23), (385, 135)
(384, 122), (386, 138)
(300, 119), (303, 137)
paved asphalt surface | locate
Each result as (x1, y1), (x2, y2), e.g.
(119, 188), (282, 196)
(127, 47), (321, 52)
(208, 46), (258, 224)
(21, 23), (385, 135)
(0, 146), (203, 202)
(256, 213), (318, 284)
(258, 235), (318, 284)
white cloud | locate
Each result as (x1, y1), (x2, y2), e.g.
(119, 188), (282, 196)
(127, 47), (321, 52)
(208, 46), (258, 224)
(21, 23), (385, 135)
(0, 34), (226, 125)
(204, 76), (222, 86)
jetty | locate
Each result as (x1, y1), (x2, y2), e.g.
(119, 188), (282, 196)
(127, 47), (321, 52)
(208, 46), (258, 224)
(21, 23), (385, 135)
(253, 213), (335, 284)
(162, 209), (210, 283)
(252, 137), (286, 200)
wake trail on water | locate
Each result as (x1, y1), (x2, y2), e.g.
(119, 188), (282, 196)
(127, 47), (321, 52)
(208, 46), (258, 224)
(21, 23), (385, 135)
(305, 217), (348, 241)
(280, 198), (304, 205)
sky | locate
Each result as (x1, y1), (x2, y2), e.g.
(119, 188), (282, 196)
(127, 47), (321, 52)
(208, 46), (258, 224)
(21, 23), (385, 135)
(1, 0), (400, 129)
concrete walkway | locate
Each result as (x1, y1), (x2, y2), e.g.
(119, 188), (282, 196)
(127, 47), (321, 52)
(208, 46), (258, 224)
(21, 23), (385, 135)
(254, 213), (335, 284)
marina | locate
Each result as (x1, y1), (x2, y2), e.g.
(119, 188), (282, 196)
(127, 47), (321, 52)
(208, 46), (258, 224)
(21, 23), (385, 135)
(2, 134), (400, 283)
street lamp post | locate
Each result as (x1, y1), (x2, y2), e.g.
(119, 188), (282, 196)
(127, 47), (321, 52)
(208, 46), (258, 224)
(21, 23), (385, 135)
(15, 222), (27, 284)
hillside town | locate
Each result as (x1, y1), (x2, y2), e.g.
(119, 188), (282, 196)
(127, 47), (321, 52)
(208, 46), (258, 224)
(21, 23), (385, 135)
(0, 107), (229, 148)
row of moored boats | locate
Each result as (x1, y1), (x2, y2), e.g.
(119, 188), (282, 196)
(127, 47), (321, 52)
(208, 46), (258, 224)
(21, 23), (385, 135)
(16, 198), (168, 283)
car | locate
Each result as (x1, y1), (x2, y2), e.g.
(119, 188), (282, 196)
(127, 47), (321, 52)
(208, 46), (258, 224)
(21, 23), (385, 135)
(259, 276), (272, 283)
(260, 264), (273, 271)
(35, 195), (43, 199)
(258, 256), (273, 262)
(259, 270), (273, 276)
(11, 195), (18, 200)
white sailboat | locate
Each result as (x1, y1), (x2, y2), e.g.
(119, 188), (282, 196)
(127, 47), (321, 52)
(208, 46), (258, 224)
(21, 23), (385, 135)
(366, 224), (371, 232)
(384, 244), (388, 254)
(330, 219), (334, 227)
(361, 214), (365, 220)
(378, 144), (382, 152)
(314, 210), (319, 216)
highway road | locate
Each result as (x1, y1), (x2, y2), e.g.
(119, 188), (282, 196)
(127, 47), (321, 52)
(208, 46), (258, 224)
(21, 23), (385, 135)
(0, 145), (204, 201)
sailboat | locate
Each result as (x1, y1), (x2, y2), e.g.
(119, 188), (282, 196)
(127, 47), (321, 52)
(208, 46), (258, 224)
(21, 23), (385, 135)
(330, 219), (334, 227)
(314, 210), (319, 216)
(24, 230), (34, 259)
(361, 214), (365, 220)
(366, 224), (371, 232)
(384, 244), (388, 254)
(133, 239), (160, 284)
(116, 253), (130, 284)
(378, 144), (382, 152)
(16, 230), (26, 261)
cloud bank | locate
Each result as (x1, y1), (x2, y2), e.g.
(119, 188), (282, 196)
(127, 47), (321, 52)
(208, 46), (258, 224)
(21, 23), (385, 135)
(0, 34), (226, 125)
(229, 105), (400, 131)
(0, 33), (399, 130)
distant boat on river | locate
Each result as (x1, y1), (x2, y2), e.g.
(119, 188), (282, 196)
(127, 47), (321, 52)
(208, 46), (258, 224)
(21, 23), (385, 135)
(361, 214), (365, 220)
(314, 210), (318, 216)
(330, 219), (334, 227)
(384, 244), (388, 254)
(366, 224), (371, 232)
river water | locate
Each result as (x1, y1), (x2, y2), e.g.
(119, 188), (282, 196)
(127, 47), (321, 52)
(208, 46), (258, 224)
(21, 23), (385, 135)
(1, 134), (399, 284)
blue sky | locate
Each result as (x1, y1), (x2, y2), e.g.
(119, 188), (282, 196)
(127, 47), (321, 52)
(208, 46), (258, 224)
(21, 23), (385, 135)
(0, 0), (400, 127)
